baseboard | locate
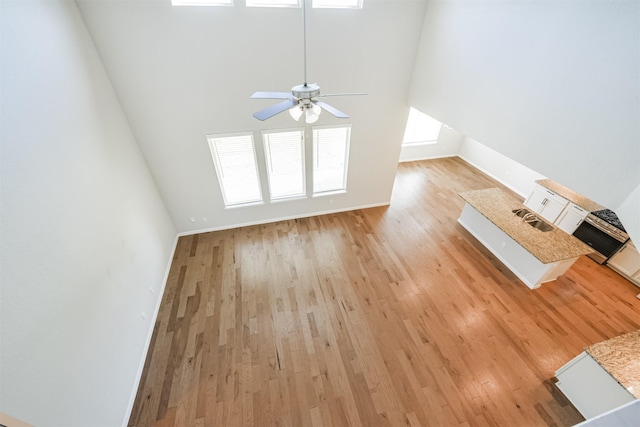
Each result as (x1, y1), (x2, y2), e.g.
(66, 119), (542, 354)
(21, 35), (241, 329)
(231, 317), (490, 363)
(122, 234), (180, 427)
(176, 202), (391, 237)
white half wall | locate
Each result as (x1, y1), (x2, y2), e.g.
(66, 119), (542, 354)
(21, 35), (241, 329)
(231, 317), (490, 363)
(575, 400), (640, 427)
(458, 136), (546, 199)
(0, 1), (176, 426)
(409, 0), (640, 210)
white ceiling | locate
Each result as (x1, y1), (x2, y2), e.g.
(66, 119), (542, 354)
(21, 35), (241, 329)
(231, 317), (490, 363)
(77, 0), (428, 232)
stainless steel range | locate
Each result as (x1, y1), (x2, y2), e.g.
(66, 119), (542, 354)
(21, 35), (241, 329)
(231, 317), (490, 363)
(572, 209), (629, 264)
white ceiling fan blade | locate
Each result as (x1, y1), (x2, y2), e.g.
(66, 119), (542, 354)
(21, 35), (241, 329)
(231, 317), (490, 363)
(251, 91), (293, 99)
(253, 98), (297, 121)
(316, 101), (349, 119)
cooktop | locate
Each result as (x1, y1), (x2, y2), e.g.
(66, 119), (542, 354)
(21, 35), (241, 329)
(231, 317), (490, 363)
(591, 209), (626, 232)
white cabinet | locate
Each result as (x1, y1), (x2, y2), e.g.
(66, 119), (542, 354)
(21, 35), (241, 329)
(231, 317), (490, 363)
(524, 185), (568, 223)
(555, 202), (589, 234)
(607, 240), (640, 286)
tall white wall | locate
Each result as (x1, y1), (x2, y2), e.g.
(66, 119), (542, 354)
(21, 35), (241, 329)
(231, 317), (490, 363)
(76, 0), (428, 233)
(409, 0), (640, 210)
(0, 1), (176, 426)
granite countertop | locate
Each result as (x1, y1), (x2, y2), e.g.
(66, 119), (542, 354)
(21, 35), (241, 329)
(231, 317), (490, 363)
(586, 330), (640, 398)
(459, 188), (593, 264)
(535, 179), (605, 212)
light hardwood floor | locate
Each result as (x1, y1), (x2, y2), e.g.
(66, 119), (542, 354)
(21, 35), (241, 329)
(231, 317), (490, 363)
(129, 157), (640, 427)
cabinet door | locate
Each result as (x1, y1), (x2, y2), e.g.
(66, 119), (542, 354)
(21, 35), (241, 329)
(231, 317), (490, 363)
(608, 241), (640, 278)
(524, 185), (568, 222)
(541, 188), (568, 207)
(555, 203), (588, 234)
(538, 195), (566, 223)
(524, 188), (547, 213)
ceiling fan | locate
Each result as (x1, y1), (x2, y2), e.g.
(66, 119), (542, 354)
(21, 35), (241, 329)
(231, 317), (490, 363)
(251, 0), (364, 123)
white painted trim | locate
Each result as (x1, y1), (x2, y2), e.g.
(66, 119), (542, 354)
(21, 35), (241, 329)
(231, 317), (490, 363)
(177, 202), (390, 237)
(456, 154), (528, 199)
(398, 154), (458, 163)
(122, 234), (180, 427)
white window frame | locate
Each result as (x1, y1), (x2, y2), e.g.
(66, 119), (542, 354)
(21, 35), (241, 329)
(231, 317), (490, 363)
(402, 107), (442, 146)
(312, 124), (351, 196)
(262, 129), (306, 201)
(312, 0), (362, 8)
(207, 132), (264, 208)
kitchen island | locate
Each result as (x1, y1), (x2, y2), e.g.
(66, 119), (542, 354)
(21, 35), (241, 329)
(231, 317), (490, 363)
(555, 330), (639, 420)
(457, 188), (593, 289)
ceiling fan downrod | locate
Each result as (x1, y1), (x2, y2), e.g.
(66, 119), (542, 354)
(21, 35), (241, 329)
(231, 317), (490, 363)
(250, 0), (361, 122)
(302, 0), (308, 87)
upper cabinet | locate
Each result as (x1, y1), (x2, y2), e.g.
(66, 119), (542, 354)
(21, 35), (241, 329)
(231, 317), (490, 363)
(524, 185), (568, 223)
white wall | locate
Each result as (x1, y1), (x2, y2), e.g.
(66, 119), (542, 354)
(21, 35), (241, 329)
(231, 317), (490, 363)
(76, 0), (428, 233)
(0, 1), (176, 426)
(616, 183), (640, 245)
(409, 0), (640, 210)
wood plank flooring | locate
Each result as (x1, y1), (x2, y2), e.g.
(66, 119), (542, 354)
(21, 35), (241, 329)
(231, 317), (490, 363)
(129, 157), (640, 427)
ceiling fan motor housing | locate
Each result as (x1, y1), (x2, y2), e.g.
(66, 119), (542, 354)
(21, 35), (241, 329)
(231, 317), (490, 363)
(292, 83), (320, 100)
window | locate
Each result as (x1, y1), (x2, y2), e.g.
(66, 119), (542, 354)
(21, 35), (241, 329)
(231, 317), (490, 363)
(262, 130), (306, 200)
(313, 125), (350, 194)
(171, 0), (233, 5)
(207, 133), (263, 207)
(313, 0), (362, 8)
(402, 107), (441, 145)
(246, 0), (300, 7)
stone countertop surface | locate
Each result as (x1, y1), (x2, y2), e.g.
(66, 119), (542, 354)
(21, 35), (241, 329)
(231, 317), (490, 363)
(586, 330), (640, 399)
(535, 179), (605, 212)
(459, 188), (593, 264)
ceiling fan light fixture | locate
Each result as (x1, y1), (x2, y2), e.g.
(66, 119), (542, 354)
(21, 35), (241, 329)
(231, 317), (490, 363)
(289, 104), (304, 121)
(305, 103), (321, 123)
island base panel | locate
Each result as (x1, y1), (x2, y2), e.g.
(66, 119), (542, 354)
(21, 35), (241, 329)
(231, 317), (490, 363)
(458, 203), (577, 289)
